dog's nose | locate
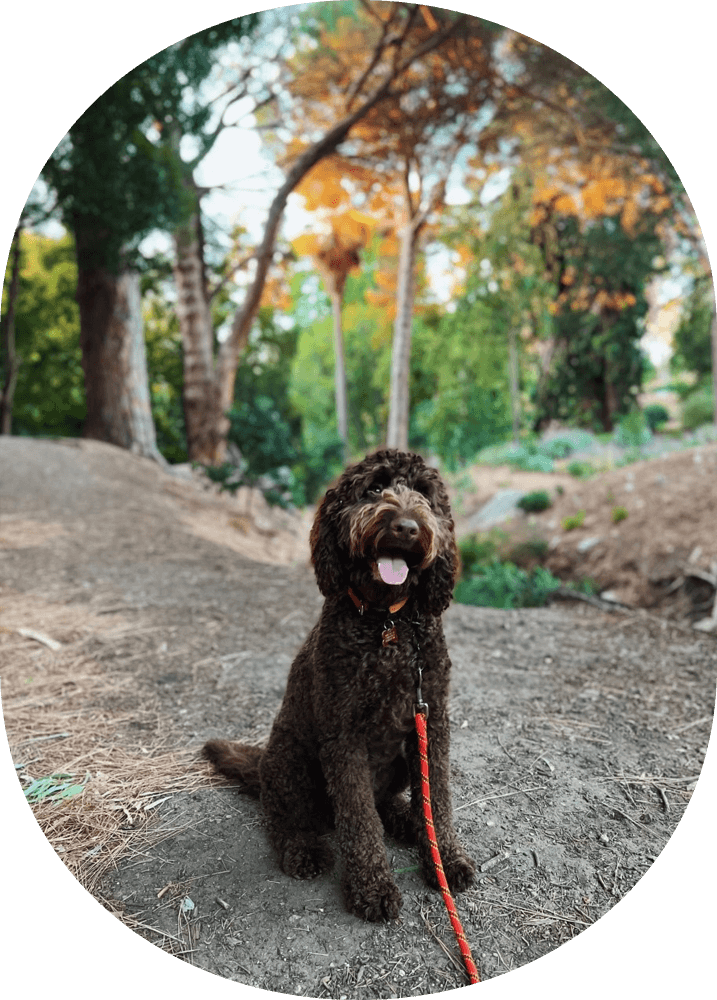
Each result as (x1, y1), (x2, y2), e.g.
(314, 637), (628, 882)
(392, 517), (419, 539)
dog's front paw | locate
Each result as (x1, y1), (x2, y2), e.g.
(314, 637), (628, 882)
(425, 847), (475, 893)
(443, 849), (476, 892)
(344, 873), (402, 922)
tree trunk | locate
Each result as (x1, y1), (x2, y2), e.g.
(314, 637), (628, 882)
(172, 212), (223, 464)
(675, 197), (716, 426)
(76, 258), (161, 459)
(330, 288), (349, 463)
(1, 223), (22, 435)
(603, 380), (618, 431)
(711, 301), (717, 428)
(386, 220), (419, 450)
(508, 327), (521, 444)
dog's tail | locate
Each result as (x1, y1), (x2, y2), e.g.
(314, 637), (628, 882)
(202, 740), (264, 795)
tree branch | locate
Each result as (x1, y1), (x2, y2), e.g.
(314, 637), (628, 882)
(217, 8), (467, 402)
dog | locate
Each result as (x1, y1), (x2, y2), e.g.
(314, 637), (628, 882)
(203, 448), (475, 921)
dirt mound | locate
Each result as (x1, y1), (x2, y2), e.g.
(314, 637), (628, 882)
(0, 436), (310, 567)
(532, 444), (715, 615)
(454, 443), (717, 625)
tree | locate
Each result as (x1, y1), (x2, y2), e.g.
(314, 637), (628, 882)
(507, 41), (717, 429)
(175, 1), (468, 463)
(671, 278), (715, 383)
(293, 204), (375, 462)
(1, 231), (86, 438)
(40, 15), (258, 459)
(287, 6), (501, 450)
(537, 220), (660, 429)
(0, 223), (22, 434)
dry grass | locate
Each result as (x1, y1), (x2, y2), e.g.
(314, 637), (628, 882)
(1, 590), (216, 895)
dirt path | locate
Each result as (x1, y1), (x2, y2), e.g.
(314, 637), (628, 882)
(2, 437), (716, 997)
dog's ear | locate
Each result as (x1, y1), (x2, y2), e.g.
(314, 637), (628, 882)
(309, 487), (346, 597)
(416, 530), (459, 615)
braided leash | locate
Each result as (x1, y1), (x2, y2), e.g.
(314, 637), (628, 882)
(347, 592), (479, 982)
(415, 706), (480, 985)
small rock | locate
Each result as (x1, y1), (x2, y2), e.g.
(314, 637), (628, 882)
(577, 536), (602, 552)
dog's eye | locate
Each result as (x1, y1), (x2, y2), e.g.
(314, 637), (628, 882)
(367, 485), (383, 496)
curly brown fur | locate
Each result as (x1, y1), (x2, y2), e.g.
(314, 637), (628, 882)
(203, 448), (475, 921)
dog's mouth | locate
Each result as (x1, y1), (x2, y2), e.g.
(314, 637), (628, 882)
(375, 554), (410, 586)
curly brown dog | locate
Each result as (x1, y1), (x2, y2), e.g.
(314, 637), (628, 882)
(203, 448), (475, 921)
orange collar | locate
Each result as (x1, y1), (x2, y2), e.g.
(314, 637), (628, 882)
(347, 587), (409, 616)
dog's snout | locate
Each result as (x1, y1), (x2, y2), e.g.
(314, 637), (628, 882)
(392, 517), (419, 539)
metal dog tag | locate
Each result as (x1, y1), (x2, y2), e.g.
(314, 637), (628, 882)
(381, 623), (398, 646)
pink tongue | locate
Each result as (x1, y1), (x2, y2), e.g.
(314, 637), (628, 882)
(377, 556), (409, 585)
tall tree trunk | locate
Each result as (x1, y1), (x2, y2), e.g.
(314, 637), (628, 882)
(508, 327), (521, 444)
(675, 197), (716, 426)
(330, 288), (349, 463)
(172, 212), (223, 464)
(603, 354), (619, 432)
(76, 248), (161, 459)
(711, 301), (717, 428)
(386, 220), (420, 450)
(1, 223), (22, 435)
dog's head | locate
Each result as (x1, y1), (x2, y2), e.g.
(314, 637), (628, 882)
(309, 449), (458, 615)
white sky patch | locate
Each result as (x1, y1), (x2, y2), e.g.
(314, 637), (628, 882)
(480, 166), (512, 205)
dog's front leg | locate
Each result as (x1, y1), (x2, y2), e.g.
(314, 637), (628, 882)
(407, 708), (476, 893)
(319, 740), (402, 921)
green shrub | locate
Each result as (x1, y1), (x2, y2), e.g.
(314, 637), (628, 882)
(562, 510), (586, 530)
(567, 460), (596, 479)
(517, 490), (552, 513)
(681, 386), (715, 430)
(611, 505), (629, 523)
(458, 530), (507, 578)
(642, 403), (670, 431)
(519, 453), (555, 473)
(541, 437), (575, 459)
(454, 561), (562, 609)
(614, 411), (652, 448)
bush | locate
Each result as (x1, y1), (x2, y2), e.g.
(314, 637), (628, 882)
(454, 561), (562, 609)
(517, 490), (552, 513)
(567, 460), (596, 479)
(681, 386), (715, 430)
(541, 437), (574, 459)
(611, 505), (629, 523)
(642, 403), (670, 431)
(614, 411), (652, 448)
(458, 530), (506, 578)
(562, 510), (586, 530)
(519, 452), (555, 473)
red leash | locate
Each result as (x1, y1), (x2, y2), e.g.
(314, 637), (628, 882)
(415, 707), (480, 985)
(348, 595), (479, 982)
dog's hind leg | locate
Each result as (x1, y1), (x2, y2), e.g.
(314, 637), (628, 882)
(259, 731), (333, 880)
(375, 753), (416, 844)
